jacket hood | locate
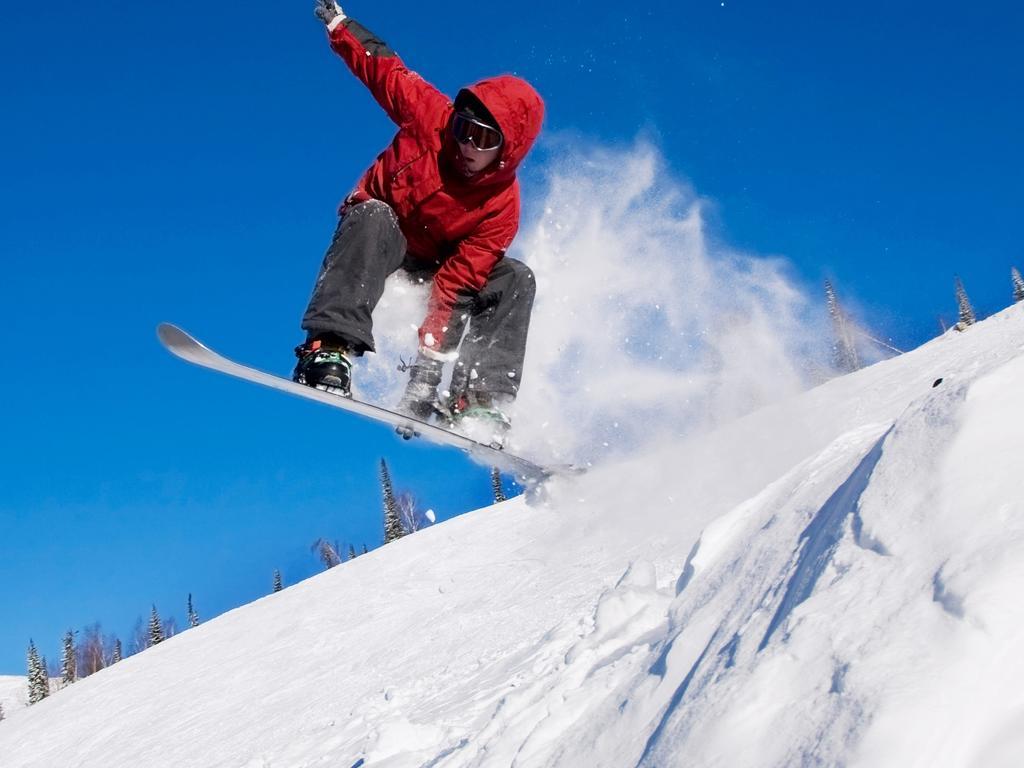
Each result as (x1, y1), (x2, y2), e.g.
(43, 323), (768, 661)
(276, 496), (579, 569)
(453, 76), (544, 186)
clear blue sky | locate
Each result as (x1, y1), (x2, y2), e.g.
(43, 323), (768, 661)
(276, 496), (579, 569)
(1, 1), (1021, 673)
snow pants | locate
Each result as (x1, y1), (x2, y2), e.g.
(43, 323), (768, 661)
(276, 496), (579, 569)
(301, 199), (536, 398)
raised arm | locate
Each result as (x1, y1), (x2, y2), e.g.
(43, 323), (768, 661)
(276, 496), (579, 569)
(314, 1), (447, 126)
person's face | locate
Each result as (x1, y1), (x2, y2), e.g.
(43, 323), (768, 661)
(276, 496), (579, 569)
(454, 140), (501, 177)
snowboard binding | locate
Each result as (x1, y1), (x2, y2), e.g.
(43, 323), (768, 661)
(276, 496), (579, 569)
(292, 338), (353, 398)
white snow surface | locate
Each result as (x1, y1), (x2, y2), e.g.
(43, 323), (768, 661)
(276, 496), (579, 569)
(4, 146), (1023, 767)
(0, 676), (31, 721)
(2, 298), (1023, 765)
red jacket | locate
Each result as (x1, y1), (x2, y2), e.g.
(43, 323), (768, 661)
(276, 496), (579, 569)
(327, 18), (544, 349)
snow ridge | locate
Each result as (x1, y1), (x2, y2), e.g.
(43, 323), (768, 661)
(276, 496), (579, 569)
(760, 427), (890, 650)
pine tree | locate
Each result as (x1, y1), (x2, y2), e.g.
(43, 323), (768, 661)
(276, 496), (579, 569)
(112, 639), (123, 664)
(61, 629), (77, 686)
(491, 467), (506, 503)
(26, 640), (41, 703)
(26, 640), (49, 704)
(273, 569), (284, 593)
(825, 280), (861, 372)
(381, 458), (407, 544)
(148, 605), (165, 646)
(1012, 267), (1024, 304)
(348, 544), (357, 561)
(362, 544), (369, 555)
(187, 594), (199, 628)
(955, 276), (976, 330)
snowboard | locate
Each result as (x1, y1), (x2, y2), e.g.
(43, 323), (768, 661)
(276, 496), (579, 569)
(157, 323), (562, 486)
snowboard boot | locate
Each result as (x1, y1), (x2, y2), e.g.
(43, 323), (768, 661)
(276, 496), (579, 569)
(449, 391), (513, 449)
(292, 336), (353, 397)
(396, 355), (447, 424)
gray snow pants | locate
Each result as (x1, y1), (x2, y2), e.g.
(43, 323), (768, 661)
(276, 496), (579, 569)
(301, 200), (536, 398)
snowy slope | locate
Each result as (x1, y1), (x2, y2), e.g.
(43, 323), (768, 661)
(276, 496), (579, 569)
(1, 305), (1022, 767)
(0, 676), (30, 721)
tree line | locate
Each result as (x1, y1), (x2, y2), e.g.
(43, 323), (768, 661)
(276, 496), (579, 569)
(827, 267), (1024, 374)
(308, 456), (509, 568)
(24, 597), (189, 705)
(20, 457), (510, 707)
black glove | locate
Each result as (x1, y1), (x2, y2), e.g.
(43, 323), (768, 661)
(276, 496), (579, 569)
(314, 0), (344, 25)
(396, 354), (445, 424)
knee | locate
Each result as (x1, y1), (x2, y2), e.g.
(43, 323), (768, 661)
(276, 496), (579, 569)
(356, 199), (397, 217)
(347, 199), (402, 237)
(506, 259), (537, 300)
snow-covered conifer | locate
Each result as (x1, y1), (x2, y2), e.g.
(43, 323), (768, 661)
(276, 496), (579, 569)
(148, 605), (165, 646)
(26, 641), (49, 703)
(187, 594), (199, 628)
(1012, 267), (1024, 304)
(348, 544), (357, 561)
(26, 641), (41, 703)
(955, 277), (976, 329)
(381, 458), (406, 544)
(273, 569), (284, 593)
(112, 639), (123, 664)
(491, 467), (506, 503)
(61, 629), (77, 686)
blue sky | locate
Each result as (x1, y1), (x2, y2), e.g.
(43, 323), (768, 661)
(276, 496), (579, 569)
(1, 0), (1021, 673)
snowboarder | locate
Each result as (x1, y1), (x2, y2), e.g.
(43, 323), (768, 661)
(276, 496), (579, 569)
(294, 1), (545, 445)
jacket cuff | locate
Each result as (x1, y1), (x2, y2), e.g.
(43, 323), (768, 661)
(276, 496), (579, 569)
(418, 345), (459, 363)
(327, 14), (347, 32)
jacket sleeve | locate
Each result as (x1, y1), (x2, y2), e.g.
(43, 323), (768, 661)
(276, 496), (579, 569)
(327, 17), (448, 126)
(418, 207), (520, 351)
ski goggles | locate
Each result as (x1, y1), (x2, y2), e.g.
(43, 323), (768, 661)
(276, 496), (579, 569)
(451, 112), (503, 151)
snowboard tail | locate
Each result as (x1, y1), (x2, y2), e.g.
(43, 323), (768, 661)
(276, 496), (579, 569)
(156, 323), (560, 485)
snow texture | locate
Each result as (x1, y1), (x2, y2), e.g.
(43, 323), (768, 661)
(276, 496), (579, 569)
(0, 676), (31, 721)
(3, 308), (1023, 767)
(2, 149), (1024, 767)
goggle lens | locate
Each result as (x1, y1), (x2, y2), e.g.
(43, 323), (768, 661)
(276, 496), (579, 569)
(452, 113), (503, 151)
